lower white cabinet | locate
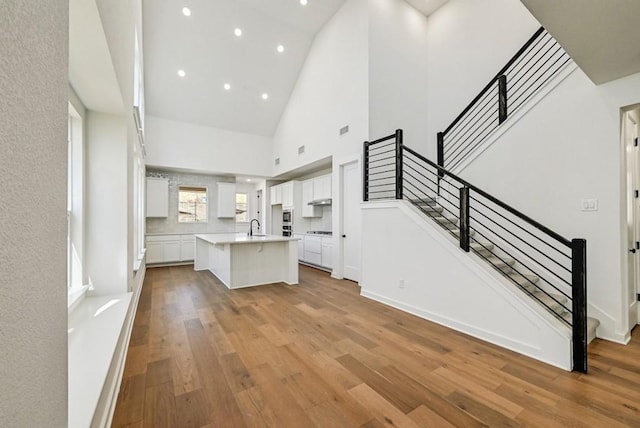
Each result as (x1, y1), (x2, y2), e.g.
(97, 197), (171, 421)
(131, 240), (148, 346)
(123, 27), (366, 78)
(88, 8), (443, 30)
(180, 235), (195, 261)
(303, 235), (322, 265)
(321, 237), (333, 269)
(146, 234), (194, 263)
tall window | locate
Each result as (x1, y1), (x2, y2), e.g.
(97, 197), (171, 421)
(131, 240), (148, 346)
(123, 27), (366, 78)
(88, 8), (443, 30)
(179, 186), (208, 223)
(67, 103), (84, 290)
(236, 193), (248, 222)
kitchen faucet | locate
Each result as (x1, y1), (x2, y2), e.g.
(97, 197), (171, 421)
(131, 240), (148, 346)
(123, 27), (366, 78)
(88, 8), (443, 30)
(248, 218), (260, 236)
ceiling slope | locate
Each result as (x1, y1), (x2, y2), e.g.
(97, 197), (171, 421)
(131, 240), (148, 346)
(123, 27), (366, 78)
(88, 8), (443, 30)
(521, 0), (640, 84)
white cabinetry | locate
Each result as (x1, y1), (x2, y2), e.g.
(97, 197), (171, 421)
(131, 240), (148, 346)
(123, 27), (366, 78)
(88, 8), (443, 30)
(146, 178), (169, 217)
(180, 235), (195, 261)
(314, 174), (332, 200)
(270, 184), (282, 205)
(270, 181), (298, 207)
(321, 236), (333, 269)
(146, 234), (195, 264)
(281, 182), (294, 208)
(217, 182), (236, 218)
(302, 180), (321, 218)
(301, 174), (331, 218)
(303, 235), (322, 265)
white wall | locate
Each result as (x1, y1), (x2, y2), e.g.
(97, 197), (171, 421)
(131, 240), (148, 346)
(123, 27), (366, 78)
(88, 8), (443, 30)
(424, 0), (640, 341)
(87, 112), (130, 295)
(145, 115), (273, 177)
(0, 0), (68, 426)
(368, 0), (429, 153)
(361, 201), (572, 370)
(425, 0), (539, 158)
(272, 0), (370, 175)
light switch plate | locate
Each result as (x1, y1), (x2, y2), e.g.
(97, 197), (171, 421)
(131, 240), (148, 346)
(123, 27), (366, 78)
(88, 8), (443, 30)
(581, 199), (598, 211)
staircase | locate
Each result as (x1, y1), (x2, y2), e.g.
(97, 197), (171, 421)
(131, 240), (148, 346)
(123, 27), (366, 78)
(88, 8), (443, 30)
(363, 129), (595, 372)
(412, 196), (599, 343)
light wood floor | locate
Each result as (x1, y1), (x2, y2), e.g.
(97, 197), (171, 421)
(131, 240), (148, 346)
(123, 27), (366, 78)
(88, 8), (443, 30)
(113, 265), (640, 427)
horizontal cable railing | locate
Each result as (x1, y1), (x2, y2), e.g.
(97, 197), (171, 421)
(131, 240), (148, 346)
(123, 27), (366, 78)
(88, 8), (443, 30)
(364, 130), (587, 372)
(437, 27), (573, 172)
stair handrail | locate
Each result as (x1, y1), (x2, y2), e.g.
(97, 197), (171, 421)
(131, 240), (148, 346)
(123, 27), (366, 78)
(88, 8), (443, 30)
(437, 27), (572, 173)
(441, 27), (545, 136)
(363, 130), (588, 373)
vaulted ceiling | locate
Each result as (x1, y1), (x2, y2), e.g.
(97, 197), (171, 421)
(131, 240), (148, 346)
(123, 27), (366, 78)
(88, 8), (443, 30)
(142, 0), (346, 137)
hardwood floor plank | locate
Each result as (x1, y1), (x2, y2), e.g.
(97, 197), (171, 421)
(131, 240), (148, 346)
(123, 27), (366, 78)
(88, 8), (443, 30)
(113, 265), (640, 427)
(174, 389), (212, 428)
(112, 374), (146, 427)
(143, 381), (177, 428)
(184, 318), (247, 427)
(348, 383), (422, 428)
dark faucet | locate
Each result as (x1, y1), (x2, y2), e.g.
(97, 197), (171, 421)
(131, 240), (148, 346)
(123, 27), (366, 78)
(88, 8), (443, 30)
(249, 218), (260, 236)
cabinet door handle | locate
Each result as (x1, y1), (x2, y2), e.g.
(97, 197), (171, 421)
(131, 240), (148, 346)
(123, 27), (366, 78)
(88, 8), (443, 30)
(342, 234), (346, 238)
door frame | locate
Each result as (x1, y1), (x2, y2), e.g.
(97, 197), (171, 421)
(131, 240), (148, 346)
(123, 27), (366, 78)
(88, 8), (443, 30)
(621, 104), (640, 328)
(332, 153), (361, 281)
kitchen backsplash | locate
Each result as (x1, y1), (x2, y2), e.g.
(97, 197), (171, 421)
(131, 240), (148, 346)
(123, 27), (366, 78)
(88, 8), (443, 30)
(146, 169), (237, 235)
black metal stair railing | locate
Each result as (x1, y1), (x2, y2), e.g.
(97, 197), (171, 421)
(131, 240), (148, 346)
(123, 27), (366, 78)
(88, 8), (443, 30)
(363, 130), (588, 373)
(437, 27), (573, 173)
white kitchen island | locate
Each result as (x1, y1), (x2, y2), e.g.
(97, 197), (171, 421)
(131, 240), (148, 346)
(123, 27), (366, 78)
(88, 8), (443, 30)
(194, 233), (300, 289)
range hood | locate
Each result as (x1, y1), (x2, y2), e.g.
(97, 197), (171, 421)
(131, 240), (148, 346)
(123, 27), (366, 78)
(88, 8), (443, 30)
(308, 198), (332, 206)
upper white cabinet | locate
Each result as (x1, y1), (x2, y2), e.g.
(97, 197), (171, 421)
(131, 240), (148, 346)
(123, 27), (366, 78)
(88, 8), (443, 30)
(217, 182), (236, 218)
(302, 180), (321, 218)
(269, 181), (298, 208)
(270, 184), (282, 205)
(314, 174), (332, 200)
(301, 174), (331, 218)
(281, 182), (294, 208)
(146, 178), (169, 217)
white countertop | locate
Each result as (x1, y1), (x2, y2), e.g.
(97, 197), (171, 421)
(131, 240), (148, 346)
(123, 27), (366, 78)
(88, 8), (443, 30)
(195, 233), (300, 245)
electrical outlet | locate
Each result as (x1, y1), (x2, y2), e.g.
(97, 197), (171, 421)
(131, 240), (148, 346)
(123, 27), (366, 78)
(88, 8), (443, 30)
(581, 199), (598, 211)
(398, 279), (404, 289)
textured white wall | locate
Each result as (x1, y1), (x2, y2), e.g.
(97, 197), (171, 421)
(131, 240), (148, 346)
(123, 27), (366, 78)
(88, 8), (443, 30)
(361, 202), (572, 370)
(86, 112), (129, 296)
(0, 0), (68, 426)
(272, 0), (370, 175)
(145, 115), (274, 177)
(368, 0), (429, 153)
(425, 0), (539, 158)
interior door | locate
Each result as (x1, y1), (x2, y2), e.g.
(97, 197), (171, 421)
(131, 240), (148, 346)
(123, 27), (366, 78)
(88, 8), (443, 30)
(626, 109), (640, 326)
(342, 161), (361, 282)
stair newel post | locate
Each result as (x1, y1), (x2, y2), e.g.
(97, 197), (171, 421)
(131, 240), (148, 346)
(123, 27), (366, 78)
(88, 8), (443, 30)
(498, 75), (508, 124)
(459, 186), (470, 252)
(437, 132), (444, 197)
(395, 129), (403, 200)
(571, 238), (587, 373)
(363, 141), (370, 202)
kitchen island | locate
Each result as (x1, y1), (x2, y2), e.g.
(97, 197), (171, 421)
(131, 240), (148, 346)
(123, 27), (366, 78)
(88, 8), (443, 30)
(194, 233), (300, 289)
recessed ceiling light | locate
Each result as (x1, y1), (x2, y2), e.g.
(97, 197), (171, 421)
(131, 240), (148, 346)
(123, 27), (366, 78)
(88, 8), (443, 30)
(234, 28), (242, 37)
(300, 0), (308, 5)
(182, 7), (191, 16)
(261, 93), (269, 100)
(177, 69), (186, 77)
(223, 83), (231, 91)
(277, 45), (285, 53)
(246, 178), (251, 182)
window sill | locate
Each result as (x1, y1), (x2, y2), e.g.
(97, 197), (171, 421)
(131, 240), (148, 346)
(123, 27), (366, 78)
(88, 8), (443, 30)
(68, 284), (90, 314)
(68, 292), (132, 428)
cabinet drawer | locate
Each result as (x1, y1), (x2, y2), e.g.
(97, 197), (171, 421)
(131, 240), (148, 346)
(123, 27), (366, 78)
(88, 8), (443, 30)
(305, 237), (321, 254)
(304, 251), (322, 265)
